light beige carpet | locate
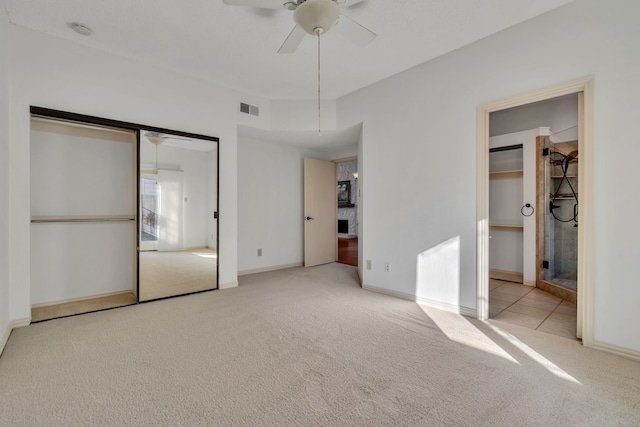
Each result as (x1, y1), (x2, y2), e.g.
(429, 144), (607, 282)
(1, 263), (639, 426)
(139, 248), (217, 301)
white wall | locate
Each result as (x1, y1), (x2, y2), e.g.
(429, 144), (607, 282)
(270, 99), (337, 131)
(163, 146), (210, 248)
(0, 10), (11, 348)
(6, 23), (241, 322)
(30, 223), (136, 305)
(337, 0), (640, 353)
(31, 122), (135, 217)
(237, 135), (333, 273)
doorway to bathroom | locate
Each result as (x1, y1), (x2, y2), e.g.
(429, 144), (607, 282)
(487, 123), (578, 339)
(477, 78), (594, 346)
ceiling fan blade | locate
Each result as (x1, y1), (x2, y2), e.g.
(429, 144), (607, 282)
(336, 0), (364, 7)
(144, 131), (191, 142)
(278, 25), (307, 54)
(335, 13), (376, 46)
(222, 0), (289, 10)
(165, 136), (192, 141)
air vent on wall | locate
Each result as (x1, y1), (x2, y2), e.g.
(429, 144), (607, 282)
(240, 102), (260, 117)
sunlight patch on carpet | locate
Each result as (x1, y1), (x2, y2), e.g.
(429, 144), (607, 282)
(487, 323), (582, 385)
(419, 304), (519, 364)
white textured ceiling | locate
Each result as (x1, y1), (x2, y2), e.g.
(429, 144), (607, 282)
(4, 0), (575, 100)
(239, 123), (362, 152)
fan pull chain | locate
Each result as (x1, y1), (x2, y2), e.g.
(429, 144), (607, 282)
(317, 31), (321, 136)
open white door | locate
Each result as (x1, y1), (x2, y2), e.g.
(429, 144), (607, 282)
(304, 158), (337, 267)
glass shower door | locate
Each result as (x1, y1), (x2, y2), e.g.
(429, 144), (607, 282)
(541, 137), (579, 291)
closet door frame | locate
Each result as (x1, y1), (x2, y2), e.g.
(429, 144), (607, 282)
(30, 106), (221, 300)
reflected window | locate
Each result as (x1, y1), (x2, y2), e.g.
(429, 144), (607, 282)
(141, 174), (159, 242)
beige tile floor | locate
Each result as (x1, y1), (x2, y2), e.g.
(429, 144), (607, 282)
(489, 279), (578, 340)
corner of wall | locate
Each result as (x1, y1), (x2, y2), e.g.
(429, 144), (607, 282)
(0, 5), (11, 359)
(0, 323), (11, 357)
(0, 318), (31, 357)
(219, 281), (239, 290)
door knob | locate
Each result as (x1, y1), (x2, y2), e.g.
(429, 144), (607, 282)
(305, 216), (314, 221)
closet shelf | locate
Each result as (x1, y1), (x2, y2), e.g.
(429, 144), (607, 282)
(31, 214), (135, 223)
(489, 224), (524, 231)
(551, 175), (576, 178)
(489, 169), (523, 179)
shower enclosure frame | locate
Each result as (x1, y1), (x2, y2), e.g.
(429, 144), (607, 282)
(536, 135), (579, 302)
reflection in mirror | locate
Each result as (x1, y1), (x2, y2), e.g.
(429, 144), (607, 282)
(139, 130), (218, 301)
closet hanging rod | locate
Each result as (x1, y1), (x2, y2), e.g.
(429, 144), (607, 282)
(31, 215), (135, 224)
(489, 144), (523, 153)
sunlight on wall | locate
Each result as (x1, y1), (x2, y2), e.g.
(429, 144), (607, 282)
(416, 236), (460, 304)
(161, 182), (180, 247)
(157, 170), (184, 251)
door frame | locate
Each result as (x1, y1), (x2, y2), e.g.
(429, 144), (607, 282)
(476, 77), (594, 347)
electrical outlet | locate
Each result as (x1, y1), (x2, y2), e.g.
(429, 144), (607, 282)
(257, 248), (262, 257)
(366, 260), (372, 270)
(384, 262), (390, 273)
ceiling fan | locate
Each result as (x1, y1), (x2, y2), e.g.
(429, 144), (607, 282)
(144, 131), (191, 145)
(222, 0), (376, 53)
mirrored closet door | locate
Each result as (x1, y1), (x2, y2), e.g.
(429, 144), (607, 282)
(138, 130), (218, 301)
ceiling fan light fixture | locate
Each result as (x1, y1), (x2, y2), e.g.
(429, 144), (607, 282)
(145, 132), (166, 146)
(294, 0), (339, 35)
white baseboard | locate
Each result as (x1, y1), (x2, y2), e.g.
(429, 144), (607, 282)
(523, 279), (536, 287)
(219, 281), (239, 290)
(1, 317), (31, 357)
(362, 284), (476, 317)
(417, 297), (478, 318)
(238, 262), (303, 277)
(12, 318), (30, 328)
(593, 341), (640, 362)
(490, 269), (524, 283)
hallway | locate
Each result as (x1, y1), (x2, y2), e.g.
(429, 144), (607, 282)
(337, 238), (358, 266)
